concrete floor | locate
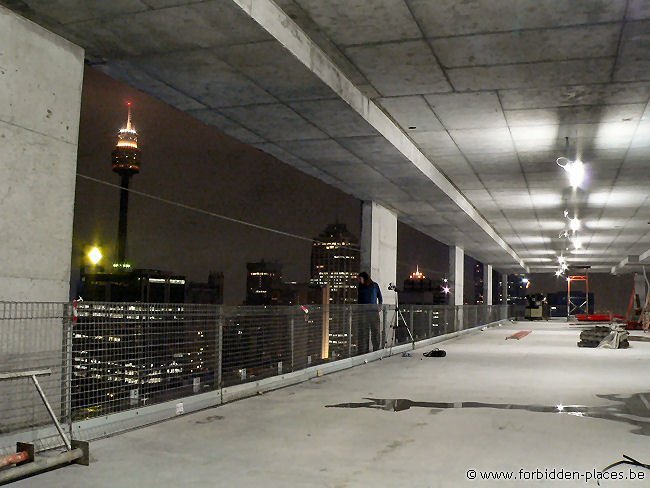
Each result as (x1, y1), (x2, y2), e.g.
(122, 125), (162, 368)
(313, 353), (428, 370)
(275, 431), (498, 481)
(16, 321), (650, 487)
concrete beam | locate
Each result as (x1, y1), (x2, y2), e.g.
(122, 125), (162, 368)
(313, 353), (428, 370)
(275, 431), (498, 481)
(230, 0), (525, 271)
(611, 255), (640, 275)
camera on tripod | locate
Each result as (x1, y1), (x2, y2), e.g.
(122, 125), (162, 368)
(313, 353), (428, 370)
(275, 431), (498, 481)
(387, 282), (397, 291)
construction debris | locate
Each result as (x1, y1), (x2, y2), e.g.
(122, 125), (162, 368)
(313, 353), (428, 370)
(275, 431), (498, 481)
(577, 326), (629, 349)
(506, 330), (532, 340)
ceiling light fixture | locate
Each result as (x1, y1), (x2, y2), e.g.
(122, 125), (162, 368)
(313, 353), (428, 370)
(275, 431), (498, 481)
(557, 157), (585, 188)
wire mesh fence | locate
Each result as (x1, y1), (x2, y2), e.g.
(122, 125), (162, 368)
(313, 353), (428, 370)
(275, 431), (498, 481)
(1, 301), (511, 453)
(71, 302), (219, 420)
(0, 302), (71, 456)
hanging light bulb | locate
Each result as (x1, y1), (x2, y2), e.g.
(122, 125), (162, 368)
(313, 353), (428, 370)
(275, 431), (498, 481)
(568, 159), (585, 188)
(572, 238), (582, 250)
(569, 217), (581, 232)
(557, 157), (585, 189)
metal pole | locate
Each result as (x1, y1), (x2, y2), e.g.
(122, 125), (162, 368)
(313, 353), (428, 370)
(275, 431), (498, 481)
(216, 307), (223, 390)
(347, 306), (352, 358)
(0, 451), (30, 469)
(567, 277), (571, 318)
(31, 375), (72, 451)
(0, 448), (85, 485)
(586, 272), (590, 314)
(290, 314), (295, 371)
(61, 303), (73, 442)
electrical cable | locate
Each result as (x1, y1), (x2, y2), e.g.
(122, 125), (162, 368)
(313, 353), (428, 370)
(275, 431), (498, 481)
(598, 454), (650, 486)
(76, 173), (459, 280)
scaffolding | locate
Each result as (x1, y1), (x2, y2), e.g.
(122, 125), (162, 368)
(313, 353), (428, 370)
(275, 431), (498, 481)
(567, 274), (589, 317)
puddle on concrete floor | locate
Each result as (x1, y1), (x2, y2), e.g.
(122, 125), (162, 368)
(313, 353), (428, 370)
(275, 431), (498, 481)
(326, 392), (650, 436)
(195, 415), (224, 424)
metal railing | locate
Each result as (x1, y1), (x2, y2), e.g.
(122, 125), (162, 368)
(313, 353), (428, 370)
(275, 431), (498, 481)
(0, 302), (71, 456)
(1, 301), (511, 454)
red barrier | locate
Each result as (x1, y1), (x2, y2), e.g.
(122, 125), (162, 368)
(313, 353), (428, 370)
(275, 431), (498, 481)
(575, 313), (624, 322)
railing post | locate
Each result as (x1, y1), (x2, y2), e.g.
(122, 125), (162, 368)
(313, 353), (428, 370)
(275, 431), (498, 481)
(216, 306), (223, 391)
(408, 305), (414, 341)
(379, 304), (388, 349)
(61, 302), (73, 441)
(348, 306), (353, 358)
(290, 313), (295, 372)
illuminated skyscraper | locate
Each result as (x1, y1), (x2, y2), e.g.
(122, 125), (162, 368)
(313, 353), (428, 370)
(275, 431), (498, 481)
(310, 223), (360, 304)
(111, 103), (141, 268)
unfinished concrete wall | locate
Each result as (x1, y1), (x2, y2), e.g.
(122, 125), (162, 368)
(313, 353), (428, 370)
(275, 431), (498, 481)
(0, 6), (83, 452)
(0, 6), (84, 303)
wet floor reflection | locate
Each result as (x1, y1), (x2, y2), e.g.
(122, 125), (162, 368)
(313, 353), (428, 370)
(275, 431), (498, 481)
(326, 392), (650, 436)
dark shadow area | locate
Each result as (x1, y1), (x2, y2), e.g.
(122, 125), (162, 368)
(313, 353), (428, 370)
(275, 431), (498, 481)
(326, 392), (650, 436)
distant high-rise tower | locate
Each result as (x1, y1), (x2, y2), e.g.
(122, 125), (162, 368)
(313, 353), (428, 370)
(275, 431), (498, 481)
(401, 266), (446, 305)
(245, 260), (282, 305)
(310, 223), (360, 304)
(111, 103), (141, 269)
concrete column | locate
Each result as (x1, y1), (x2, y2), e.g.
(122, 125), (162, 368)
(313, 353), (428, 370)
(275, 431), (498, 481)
(360, 202), (397, 305)
(448, 246), (464, 306)
(0, 6), (84, 302)
(0, 7), (83, 439)
(634, 273), (647, 309)
(483, 264), (493, 305)
(503, 273), (509, 304)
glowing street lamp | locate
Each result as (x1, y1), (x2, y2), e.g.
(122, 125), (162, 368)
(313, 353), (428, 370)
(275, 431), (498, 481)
(87, 246), (103, 266)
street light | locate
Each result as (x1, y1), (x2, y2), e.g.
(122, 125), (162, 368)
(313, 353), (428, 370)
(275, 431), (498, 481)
(87, 246), (103, 266)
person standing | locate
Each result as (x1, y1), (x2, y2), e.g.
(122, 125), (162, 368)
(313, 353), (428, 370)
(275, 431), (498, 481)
(357, 272), (383, 354)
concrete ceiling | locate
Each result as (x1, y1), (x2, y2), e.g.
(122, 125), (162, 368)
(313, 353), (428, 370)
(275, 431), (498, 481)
(5, 0), (650, 273)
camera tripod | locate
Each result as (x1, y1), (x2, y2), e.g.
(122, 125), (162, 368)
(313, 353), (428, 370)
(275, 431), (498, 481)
(385, 285), (415, 356)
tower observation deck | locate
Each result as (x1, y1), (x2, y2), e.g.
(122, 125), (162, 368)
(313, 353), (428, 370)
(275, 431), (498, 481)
(111, 103), (141, 268)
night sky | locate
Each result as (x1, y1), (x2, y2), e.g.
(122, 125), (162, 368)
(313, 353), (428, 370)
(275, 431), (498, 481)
(71, 67), (452, 304)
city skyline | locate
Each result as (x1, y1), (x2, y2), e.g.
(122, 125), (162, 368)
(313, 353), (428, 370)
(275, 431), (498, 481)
(71, 67), (454, 305)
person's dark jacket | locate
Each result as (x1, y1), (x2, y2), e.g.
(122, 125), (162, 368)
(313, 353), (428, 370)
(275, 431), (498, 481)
(358, 282), (383, 305)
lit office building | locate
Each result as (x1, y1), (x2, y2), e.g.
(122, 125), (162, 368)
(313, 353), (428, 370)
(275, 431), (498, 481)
(310, 223), (360, 304)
